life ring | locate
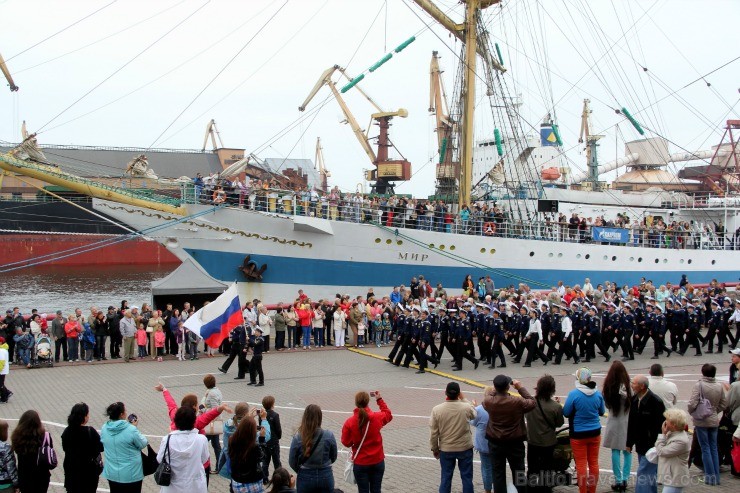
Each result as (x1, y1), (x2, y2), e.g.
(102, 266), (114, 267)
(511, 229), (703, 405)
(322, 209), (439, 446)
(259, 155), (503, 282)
(484, 222), (496, 236)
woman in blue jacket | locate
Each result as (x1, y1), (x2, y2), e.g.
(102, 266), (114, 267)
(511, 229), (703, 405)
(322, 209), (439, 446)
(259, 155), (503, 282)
(100, 402), (148, 493)
(563, 368), (605, 493)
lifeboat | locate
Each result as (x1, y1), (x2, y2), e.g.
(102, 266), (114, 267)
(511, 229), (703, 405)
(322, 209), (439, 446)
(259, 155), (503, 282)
(541, 167), (561, 181)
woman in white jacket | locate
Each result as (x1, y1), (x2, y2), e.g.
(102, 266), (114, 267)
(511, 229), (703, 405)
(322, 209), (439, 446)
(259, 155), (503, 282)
(332, 303), (346, 347)
(158, 407), (209, 493)
(257, 305), (273, 352)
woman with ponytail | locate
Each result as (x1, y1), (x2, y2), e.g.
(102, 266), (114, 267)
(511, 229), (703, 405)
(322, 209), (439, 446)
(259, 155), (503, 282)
(341, 391), (393, 493)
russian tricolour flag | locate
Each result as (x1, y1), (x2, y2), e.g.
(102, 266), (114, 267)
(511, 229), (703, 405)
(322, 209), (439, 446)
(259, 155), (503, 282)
(184, 283), (243, 347)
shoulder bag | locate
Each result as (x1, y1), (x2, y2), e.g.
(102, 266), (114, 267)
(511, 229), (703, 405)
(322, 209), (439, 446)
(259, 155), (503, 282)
(37, 432), (58, 470)
(87, 427), (103, 475)
(154, 435), (172, 486)
(141, 444), (159, 476)
(344, 423), (369, 485)
(690, 383), (713, 421)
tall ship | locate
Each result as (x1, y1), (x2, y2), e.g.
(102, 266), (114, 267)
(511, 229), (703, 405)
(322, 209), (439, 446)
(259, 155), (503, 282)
(1, 0), (738, 300)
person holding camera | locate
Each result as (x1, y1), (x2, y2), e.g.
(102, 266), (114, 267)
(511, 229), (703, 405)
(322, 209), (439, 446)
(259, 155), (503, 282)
(341, 390), (393, 493)
(100, 402), (148, 493)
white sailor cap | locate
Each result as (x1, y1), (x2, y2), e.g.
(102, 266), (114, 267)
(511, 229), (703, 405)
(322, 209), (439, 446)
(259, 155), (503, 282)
(447, 308), (457, 313)
(654, 305), (663, 311)
(412, 307), (421, 313)
(711, 299), (720, 306)
(492, 308), (501, 314)
(463, 302), (472, 307)
(645, 302), (654, 307)
(609, 302), (618, 309)
(476, 303), (487, 309)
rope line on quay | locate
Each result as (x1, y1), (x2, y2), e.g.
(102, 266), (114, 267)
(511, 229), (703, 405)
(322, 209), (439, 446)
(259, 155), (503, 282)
(368, 220), (551, 289)
(347, 346), (485, 389)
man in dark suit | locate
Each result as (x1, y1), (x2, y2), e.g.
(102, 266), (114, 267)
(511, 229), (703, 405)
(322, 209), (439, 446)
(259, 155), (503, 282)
(626, 375), (666, 493)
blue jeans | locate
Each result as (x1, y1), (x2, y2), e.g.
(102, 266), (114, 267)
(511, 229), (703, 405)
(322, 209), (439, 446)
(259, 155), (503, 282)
(635, 454), (658, 493)
(611, 449), (632, 483)
(479, 451), (493, 493)
(67, 338), (79, 360)
(353, 460), (384, 493)
(287, 326), (295, 348)
(694, 426), (720, 485)
(313, 328), (324, 346)
(296, 466), (333, 493)
(302, 326), (312, 347)
(17, 348), (30, 365)
(96, 335), (107, 358)
(662, 487), (683, 493)
(439, 448), (473, 493)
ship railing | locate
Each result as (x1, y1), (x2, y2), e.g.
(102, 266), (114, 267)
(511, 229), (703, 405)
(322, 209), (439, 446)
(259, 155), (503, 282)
(188, 186), (739, 252)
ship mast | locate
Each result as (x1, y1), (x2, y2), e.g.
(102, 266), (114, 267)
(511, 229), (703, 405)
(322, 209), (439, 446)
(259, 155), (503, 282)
(0, 52), (19, 92)
(578, 99), (604, 188)
(413, 0), (502, 207)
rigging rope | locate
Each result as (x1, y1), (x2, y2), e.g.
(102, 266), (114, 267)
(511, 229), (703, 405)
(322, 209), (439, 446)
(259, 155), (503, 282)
(35, 0), (212, 134)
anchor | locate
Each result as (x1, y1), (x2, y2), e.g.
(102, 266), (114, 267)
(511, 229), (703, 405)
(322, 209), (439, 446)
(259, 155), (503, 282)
(238, 255), (267, 282)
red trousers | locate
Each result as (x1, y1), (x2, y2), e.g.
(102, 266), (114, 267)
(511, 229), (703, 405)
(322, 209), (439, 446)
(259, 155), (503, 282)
(571, 435), (601, 493)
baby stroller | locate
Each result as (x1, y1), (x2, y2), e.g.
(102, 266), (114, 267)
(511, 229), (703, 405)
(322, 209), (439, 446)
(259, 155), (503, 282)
(33, 333), (54, 368)
(551, 426), (574, 487)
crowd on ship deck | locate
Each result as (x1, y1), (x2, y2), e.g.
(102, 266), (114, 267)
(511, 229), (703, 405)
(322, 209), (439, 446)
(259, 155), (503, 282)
(190, 173), (740, 250)
(2, 274), (740, 492)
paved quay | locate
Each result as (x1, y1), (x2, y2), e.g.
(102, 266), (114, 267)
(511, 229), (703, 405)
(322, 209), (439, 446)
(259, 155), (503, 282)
(2, 345), (738, 492)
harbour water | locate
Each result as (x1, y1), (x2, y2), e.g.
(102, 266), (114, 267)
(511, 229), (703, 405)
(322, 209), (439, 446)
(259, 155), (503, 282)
(0, 264), (175, 314)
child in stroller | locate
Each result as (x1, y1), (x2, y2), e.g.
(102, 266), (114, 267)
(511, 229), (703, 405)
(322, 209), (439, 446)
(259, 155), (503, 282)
(33, 329), (54, 368)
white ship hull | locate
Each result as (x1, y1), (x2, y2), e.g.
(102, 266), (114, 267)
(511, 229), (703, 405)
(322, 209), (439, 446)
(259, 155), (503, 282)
(95, 199), (740, 302)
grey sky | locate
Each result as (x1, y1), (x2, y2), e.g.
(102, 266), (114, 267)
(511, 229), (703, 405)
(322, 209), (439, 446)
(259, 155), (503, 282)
(1, 0), (738, 196)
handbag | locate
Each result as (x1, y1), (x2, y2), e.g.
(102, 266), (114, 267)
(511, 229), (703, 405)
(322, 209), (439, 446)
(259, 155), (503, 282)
(207, 418), (224, 436)
(344, 423), (369, 485)
(88, 427), (103, 476)
(141, 444), (159, 476)
(154, 436), (172, 486)
(37, 432), (58, 470)
(690, 383), (713, 421)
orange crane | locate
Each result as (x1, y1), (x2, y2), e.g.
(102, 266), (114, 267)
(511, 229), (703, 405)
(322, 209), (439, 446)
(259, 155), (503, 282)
(299, 65), (410, 195)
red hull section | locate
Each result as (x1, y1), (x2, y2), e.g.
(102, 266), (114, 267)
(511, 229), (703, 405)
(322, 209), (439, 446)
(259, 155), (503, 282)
(0, 234), (180, 267)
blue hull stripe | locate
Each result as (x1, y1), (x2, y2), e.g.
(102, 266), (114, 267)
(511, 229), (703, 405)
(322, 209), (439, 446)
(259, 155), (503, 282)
(185, 249), (739, 288)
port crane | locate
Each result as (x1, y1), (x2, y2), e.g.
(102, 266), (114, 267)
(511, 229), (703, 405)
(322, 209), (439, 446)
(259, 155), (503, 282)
(299, 65), (410, 195)
(0, 52), (19, 92)
(314, 137), (331, 192)
(429, 51), (460, 199)
(413, 0), (504, 206)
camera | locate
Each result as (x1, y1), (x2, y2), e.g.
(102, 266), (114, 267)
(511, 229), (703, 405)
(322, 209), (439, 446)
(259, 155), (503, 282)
(369, 391), (377, 397)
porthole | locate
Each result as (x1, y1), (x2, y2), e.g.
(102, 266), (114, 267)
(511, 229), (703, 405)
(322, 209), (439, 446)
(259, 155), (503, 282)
(585, 254), (590, 259)
(558, 253), (563, 258)
(663, 259), (667, 263)
(680, 259), (685, 264)
(449, 245), (455, 251)
(576, 254), (582, 259)
(490, 249), (496, 254)
(612, 256), (617, 261)
(711, 259), (716, 265)
(439, 245), (445, 250)
(629, 257), (634, 262)
(603, 255), (608, 261)
(529, 252), (535, 257)
(549, 253), (554, 258)
(655, 259), (659, 263)
(375, 238), (381, 243)
(386, 239), (392, 244)
(638, 257), (643, 262)
(480, 248), (486, 253)
(429, 244), (435, 249)
(688, 259), (692, 264)
(396, 240), (403, 246)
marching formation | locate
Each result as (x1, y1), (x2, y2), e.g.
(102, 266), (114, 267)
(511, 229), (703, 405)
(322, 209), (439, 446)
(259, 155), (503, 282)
(384, 280), (739, 373)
